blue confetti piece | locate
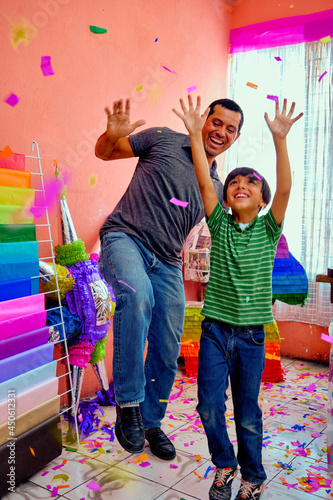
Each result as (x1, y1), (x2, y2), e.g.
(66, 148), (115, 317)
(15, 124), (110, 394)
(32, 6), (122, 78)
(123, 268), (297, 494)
(204, 465), (212, 479)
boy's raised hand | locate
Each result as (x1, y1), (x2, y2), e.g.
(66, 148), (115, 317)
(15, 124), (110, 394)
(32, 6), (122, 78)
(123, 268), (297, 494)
(173, 95), (210, 135)
(265, 99), (303, 139)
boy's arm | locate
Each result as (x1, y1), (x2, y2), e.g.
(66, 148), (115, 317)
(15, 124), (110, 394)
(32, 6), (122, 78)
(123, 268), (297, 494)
(265, 99), (303, 225)
(95, 98), (146, 160)
(173, 96), (218, 218)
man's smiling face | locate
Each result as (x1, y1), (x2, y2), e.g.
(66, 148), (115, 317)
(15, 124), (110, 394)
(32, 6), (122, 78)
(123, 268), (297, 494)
(201, 105), (241, 163)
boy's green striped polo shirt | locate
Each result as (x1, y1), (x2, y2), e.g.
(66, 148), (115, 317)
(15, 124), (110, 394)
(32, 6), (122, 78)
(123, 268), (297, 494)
(202, 203), (283, 325)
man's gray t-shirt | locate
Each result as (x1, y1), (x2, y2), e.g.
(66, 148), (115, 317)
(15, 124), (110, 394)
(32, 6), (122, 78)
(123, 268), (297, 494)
(99, 126), (224, 269)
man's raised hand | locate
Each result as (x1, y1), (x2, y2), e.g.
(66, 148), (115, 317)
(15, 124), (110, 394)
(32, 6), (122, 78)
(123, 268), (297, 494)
(104, 99), (146, 140)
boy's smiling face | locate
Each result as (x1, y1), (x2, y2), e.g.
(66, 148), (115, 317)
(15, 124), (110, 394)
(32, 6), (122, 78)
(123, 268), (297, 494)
(224, 174), (267, 222)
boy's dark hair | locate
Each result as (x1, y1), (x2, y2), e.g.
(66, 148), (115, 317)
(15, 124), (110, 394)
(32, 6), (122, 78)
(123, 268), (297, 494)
(208, 99), (244, 133)
(223, 167), (271, 210)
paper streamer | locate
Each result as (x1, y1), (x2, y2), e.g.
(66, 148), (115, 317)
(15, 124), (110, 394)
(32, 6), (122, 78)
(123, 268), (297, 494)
(0, 168), (30, 188)
(0, 277), (39, 302)
(0, 360), (57, 401)
(0, 310), (47, 341)
(0, 151), (25, 171)
(0, 343), (54, 383)
(170, 197), (189, 208)
(0, 292), (44, 322)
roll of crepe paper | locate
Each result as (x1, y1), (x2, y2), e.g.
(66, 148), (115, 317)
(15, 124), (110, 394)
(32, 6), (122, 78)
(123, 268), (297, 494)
(0, 185), (35, 207)
(0, 167), (30, 188)
(0, 395), (60, 445)
(0, 205), (34, 225)
(0, 414), (62, 497)
(0, 326), (49, 360)
(0, 310), (47, 340)
(0, 223), (36, 243)
(0, 292), (44, 321)
(0, 342), (54, 383)
(0, 360), (57, 401)
(0, 151), (25, 171)
(0, 377), (58, 425)
(0, 277), (39, 302)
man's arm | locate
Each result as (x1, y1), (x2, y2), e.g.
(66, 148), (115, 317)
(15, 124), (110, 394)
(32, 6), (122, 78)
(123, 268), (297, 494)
(95, 99), (146, 161)
(173, 96), (218, 218)
(265, 99), (303, 225)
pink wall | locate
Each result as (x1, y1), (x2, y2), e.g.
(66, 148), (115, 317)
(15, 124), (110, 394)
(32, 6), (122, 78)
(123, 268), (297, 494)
(1, 0), (231, 255)
(231, 0), (333, 29)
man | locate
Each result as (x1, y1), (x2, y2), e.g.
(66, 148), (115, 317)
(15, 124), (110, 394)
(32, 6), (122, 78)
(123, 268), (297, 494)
(95, 97), (243, 459)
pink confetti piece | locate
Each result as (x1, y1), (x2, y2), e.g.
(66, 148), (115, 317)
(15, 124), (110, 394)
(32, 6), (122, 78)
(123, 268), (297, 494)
(253, 172), (262, 180)
(118, 280), (136, 292)
(51, 487), (58, 497)
(86, 480), (102, 491)
(275, 56), (282, 61)
(187, 85), (197, 93)
(267, 95), (279, 102)
(318, 71), (327, 83)
(139, 461), (151, 468)
(170, 464), (178, 469)
(306, 383), (317, 392)
(52, 464), (64, 470)
(321, 332), (333, 343)
(41, 471), (49, 476)
(170, 197), (189, 208)
(4, 93), (20, 106)
(162, 66), (177, 74)
(41, 56), (54, 76)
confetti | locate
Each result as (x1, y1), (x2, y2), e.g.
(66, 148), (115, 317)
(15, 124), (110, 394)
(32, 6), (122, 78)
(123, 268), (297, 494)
(86, 480), (102, 490)
(275, 56), (282, 61)
(170, 197), (189, 208)
(40, 56), (54, 76)
(187, 85), (197, 93)
(89, 175), (97, 186)
(30, 447), (35, 456)
(318, 71), (327, 83)
(246, 82), (258, 89)
(267, 95), (279, 102)
(155, 38), (158, 42)
(159, 399), (169, 402)
(320, 35), (331, 44)
(89, 25), (107, 34)
(136, 85), (144, 91)
(253, 172), (262, 180)
(162, 66), (177, 74)
(4, 93), (20, 106)
(321, 333), (333, 343)
(51, 487), (58, 497)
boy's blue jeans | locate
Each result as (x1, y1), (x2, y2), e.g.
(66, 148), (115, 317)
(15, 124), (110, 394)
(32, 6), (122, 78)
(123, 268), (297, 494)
(99, 231), (185, 428)
(197, 318), (267, 484)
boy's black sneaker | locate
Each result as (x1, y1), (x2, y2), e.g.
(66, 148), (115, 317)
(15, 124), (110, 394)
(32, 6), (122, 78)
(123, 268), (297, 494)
(235, 478), (265, 499)
(209, 467), (238, 500)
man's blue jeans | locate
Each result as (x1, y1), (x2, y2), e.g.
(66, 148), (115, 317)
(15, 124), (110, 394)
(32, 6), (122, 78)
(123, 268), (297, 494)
(197, 319), (267, 485)
(99, 232), (185, 429)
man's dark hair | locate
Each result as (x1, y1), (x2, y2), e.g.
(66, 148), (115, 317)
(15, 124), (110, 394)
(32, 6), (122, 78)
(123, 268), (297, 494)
(223, 167), (271, 210)
(208, 99), (244, 133)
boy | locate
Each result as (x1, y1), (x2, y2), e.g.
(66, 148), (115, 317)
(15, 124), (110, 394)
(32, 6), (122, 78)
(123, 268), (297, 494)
(173, 95), (302, 500)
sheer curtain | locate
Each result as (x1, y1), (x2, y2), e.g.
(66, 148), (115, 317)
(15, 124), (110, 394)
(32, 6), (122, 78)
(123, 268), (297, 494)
(225, 41), (333, 326)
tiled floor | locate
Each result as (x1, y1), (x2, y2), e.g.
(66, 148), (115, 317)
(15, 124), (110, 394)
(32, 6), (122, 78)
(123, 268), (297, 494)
(3, 356), (332, 500)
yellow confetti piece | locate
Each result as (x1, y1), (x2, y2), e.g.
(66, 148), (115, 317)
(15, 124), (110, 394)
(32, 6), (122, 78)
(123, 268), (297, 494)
(89, 175), (97, 186)
(136, 85), (144, 92)
(157, 130), (162, 133)
(320, 35), (331, 44)
(30, 447), (35, 456)
(53, 473), (69, 482)
(159, 399), (169, 402)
